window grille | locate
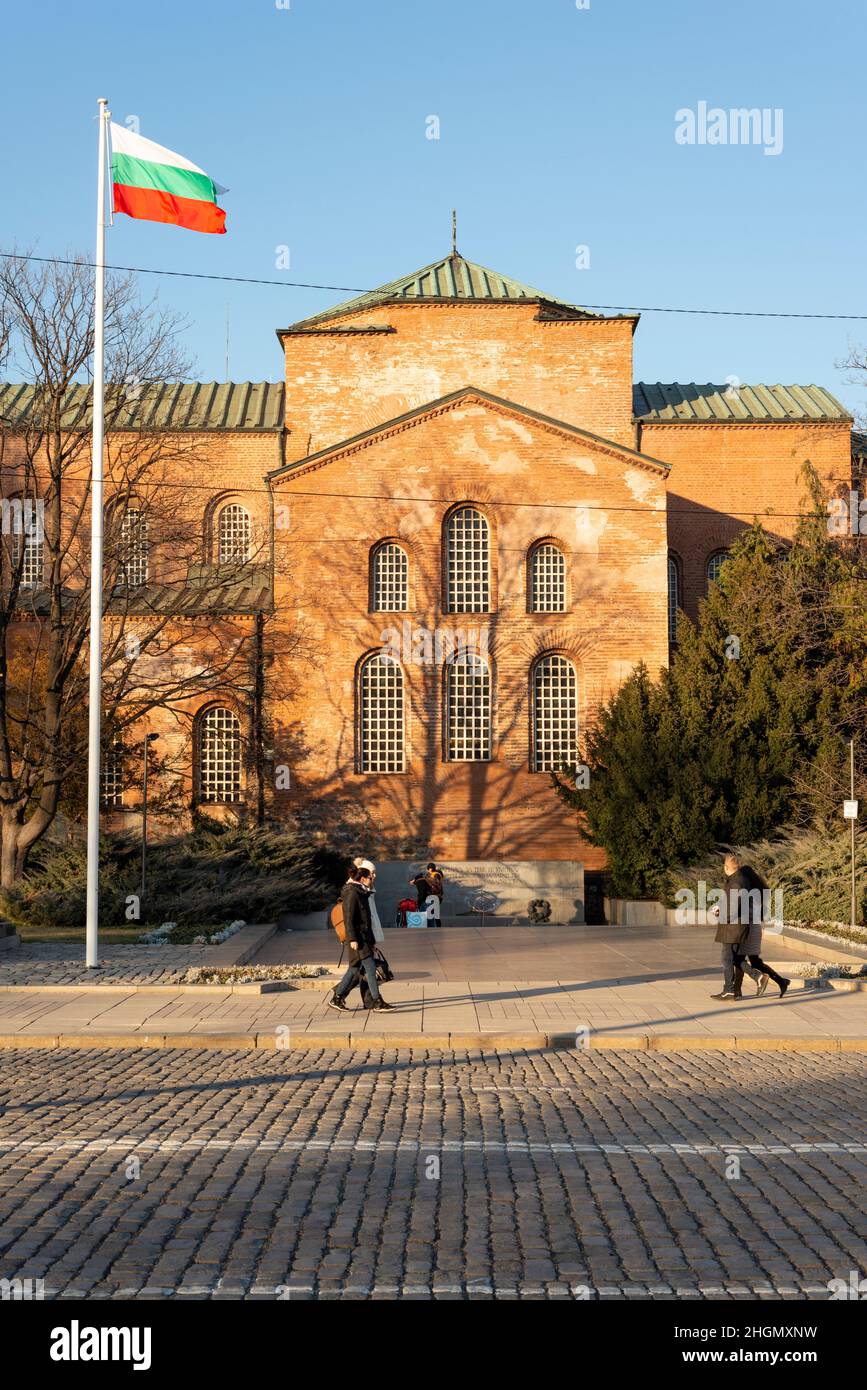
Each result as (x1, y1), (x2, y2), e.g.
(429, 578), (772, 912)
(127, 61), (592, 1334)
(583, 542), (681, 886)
(533, 655), (578, 772)
(530, 543), (566, 612)
(120, 509), (149, 587)
(218, 504), (251, 564)
(371, 542), (408, 612)
(199, 706), (242, 802)
(447, 507), (490, 613)
(447, 651), (492, 761)
(359, 654), (405, 773)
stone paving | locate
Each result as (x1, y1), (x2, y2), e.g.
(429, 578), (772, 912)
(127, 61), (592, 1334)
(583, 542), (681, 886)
(0, 1047), (864, 1299)
(0, 942), (209, 986)
(255, 922), (822, 981)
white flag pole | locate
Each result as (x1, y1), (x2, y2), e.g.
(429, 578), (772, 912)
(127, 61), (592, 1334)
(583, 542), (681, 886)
(85, 97), (110, 970)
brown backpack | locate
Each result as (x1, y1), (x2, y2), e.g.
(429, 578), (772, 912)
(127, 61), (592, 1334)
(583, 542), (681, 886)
(328, 899), (348, 943)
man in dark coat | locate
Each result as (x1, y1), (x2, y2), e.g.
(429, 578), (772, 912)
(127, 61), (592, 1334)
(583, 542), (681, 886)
(711, 854), (790, 1000)
(329, 865), (393, 1012)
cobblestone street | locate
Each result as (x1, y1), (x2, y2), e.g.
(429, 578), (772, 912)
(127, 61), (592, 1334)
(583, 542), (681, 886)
(1, 1047), (865, 1300)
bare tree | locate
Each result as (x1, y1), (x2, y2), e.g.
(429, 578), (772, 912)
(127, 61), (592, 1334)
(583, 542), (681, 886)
(0, 251), (299, 887)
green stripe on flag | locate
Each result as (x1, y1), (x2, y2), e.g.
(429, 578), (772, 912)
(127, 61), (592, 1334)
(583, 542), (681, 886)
(111, 153), (216, 204)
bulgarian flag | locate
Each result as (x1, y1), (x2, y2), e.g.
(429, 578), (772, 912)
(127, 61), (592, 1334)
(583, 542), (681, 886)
(110, 124), (227, 234)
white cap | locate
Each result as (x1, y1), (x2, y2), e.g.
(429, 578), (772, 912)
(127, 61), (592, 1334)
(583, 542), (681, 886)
(359, 858), (376, 872)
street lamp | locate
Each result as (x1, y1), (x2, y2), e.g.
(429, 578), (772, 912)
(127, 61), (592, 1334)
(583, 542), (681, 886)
(141, 732), (160, 902)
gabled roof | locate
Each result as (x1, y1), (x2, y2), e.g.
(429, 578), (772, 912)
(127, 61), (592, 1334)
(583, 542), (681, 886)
(0, 382), (285, 432)
(268, 385), (671, 481)
(279, 252), (609, 333)
(634, 381), (851, 423)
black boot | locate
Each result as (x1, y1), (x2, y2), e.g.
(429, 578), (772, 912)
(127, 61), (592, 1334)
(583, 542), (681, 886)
(732, 965), (744, 999)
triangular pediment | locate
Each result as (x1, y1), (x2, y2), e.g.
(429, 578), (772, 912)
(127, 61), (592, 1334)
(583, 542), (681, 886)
(268, 386), (670, 481)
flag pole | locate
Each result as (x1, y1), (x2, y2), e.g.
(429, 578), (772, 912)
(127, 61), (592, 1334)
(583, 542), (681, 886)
(85, 97), (110, 970)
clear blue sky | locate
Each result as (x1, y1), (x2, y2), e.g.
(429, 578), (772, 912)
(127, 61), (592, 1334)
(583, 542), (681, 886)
(4, 0), (866, 413)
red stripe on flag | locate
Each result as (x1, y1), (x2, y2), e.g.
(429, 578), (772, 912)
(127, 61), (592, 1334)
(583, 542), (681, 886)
(113, 183), (226, 235)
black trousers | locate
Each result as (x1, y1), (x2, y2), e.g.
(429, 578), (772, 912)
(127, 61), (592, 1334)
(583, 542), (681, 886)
(735, 951), (787, 988)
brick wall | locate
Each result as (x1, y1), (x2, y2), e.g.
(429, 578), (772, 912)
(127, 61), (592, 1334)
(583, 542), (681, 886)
(281, 303), (637, 456)
(269, 393), (669, 865)
(642, 421), (852, 621)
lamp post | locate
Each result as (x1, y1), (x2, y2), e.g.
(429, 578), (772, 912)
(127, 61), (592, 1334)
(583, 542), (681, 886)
(141, 732), (159, 902)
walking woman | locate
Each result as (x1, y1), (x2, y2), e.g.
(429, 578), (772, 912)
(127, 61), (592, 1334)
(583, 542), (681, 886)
(328, 863), (393, 1012)
(725, 854), (790, 999)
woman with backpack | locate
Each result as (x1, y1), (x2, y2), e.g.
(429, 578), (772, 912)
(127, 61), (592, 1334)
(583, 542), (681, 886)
(329, 864), (393, 1012)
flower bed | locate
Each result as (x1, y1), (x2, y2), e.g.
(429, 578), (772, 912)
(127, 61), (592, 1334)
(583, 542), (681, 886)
(139, 919), (246, 946)
(183, 963), (330, 985)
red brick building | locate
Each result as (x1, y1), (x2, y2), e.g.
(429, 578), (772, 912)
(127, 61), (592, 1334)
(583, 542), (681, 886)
(2, 251), (854, 898)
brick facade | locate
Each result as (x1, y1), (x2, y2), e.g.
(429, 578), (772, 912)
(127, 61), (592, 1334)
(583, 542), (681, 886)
(4, 255), (853, 874)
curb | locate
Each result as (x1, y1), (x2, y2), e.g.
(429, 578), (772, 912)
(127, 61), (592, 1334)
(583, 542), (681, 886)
(0, 1032), (865, 1053)
(4, 974), (854, 997)
(0, 979), (332, 997)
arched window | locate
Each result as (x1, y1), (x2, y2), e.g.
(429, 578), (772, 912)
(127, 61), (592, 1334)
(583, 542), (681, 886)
(529, 542), (566, 613)
(218, 503), (251, 565)
(358, 654), (405, 773)
(446, 651), (492, 761)
(198, 706), (242, 802)
(532, 655), (579, 772)
(706, 550), (728, 589)
(668, 554), (680, 642)
(100, 734), (124, 809)
(120, 508), (149, 587)
(371, 542), (408, 612)
(7, 496), (44, 588)
(446, 506), (490, 613)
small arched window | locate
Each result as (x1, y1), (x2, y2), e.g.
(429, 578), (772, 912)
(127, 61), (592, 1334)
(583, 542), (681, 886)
(358, 654), (405, 773)
(446, 651), (492, 762)
(218, 503), (251, 565)
(371, 542), (409, 612)
(7, 496), (44, 588)
(532, 654), (579, 772)
(668, 554), (680, 642)
(706, 550), (729, 589)
(530, 542), (566, 613)
(446, 506), (490, 613)
(120, 508), (149, 587)
(198, 706), (242, 802)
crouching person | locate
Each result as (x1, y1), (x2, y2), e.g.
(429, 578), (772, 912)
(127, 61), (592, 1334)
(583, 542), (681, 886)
(329, 863), (393, 1012)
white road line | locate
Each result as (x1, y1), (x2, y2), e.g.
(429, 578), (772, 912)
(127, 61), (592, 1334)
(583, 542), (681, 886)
(49, 1280), (837, 1299)
(0, 1137), (864, 1157)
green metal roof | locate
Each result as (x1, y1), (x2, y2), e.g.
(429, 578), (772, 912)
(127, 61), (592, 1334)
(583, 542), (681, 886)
(279, 252), (601, 332)
(17, 566), (273, 617)
(633, 382), (851, 423)
(0, 381), (285, 432)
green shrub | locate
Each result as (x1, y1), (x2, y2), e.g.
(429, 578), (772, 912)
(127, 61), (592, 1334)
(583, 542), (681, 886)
(0, 818), (332, 929)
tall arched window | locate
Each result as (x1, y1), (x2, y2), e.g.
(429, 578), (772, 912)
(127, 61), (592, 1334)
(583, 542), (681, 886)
(446, 506), (490, 613)
(371, 542), (408, 612)
(120, 508), (149, 587)
(529, 542), (566, 613)
(100, 734), (124, 809)
(8, 496), (44, 587)
(198, 706), (242, 802)
(446, 651), (492, 762)
(358, 654), (405, 773)
(532, 655), (579, 772)
(706, 550), (728, 589)
(668, 554), (680, 642)
(218, 503), (251, 565)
